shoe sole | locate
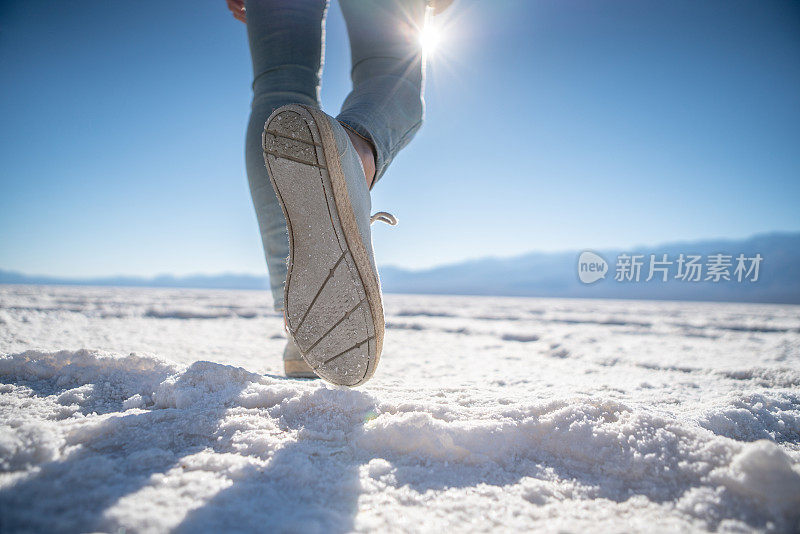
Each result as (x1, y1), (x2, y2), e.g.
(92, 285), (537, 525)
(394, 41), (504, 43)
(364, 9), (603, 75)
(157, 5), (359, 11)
(263, 104), (384, 387)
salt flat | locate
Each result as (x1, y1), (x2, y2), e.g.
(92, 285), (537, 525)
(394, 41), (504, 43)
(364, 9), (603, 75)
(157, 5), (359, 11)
(0, 285), (798, 533)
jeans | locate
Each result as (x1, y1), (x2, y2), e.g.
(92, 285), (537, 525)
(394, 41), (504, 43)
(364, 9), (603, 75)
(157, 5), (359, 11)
(244, 0), (427, 309)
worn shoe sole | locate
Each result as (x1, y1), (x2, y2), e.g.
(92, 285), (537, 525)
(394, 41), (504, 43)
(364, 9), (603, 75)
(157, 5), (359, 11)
(263, 104), (384, 387)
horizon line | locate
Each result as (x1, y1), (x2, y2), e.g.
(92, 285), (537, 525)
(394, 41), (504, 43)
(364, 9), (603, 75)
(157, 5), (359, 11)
(1, 229), (797, 280)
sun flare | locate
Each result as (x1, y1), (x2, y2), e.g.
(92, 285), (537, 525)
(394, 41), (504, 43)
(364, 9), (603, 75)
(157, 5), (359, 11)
(419, 23), (441, 56)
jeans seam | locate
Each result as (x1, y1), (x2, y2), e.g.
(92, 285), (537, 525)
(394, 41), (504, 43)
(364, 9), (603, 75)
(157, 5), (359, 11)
(349, 56), (413, 78)
(339, 121), (373, 145)
(251, 64), (320, 90)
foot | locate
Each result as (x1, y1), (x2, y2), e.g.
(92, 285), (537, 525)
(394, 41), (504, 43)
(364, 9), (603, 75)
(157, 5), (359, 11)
(283, 338), (319, 378)
(263, 104), (386, 387)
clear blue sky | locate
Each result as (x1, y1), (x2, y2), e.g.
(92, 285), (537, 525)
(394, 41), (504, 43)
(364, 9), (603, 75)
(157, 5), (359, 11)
(1, 1), (798, 277)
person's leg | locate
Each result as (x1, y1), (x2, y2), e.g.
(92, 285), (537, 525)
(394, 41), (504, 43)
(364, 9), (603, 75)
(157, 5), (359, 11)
(337, 0), (428, 184)
(244, 0), (328, 310)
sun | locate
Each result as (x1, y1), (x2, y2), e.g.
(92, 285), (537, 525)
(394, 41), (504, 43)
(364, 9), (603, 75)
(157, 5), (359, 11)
(419, 23), (442, 56)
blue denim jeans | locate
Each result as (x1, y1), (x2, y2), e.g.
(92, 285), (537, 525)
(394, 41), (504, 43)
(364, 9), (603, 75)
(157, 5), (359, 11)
(244, 0), (427, 309)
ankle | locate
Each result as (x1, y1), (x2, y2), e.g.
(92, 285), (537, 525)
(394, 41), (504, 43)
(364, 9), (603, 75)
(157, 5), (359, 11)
(343, 127), (377, 188)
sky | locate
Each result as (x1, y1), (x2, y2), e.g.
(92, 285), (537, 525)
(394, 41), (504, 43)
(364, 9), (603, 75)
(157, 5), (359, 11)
(1, 0), (799, 277)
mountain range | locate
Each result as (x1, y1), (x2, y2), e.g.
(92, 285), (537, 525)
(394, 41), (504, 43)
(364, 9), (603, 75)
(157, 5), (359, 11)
(2, 232), (798, 304)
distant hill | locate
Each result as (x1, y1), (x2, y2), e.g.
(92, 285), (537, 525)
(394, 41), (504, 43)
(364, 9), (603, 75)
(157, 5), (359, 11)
(380, 232), (800, 304)
(0, 271), (269, 291)
(2, 232), (798, 304)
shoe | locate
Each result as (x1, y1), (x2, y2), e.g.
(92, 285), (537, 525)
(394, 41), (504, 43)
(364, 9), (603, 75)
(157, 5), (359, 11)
(283, 338), (319, 379)
(262, 104), (396, 387)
